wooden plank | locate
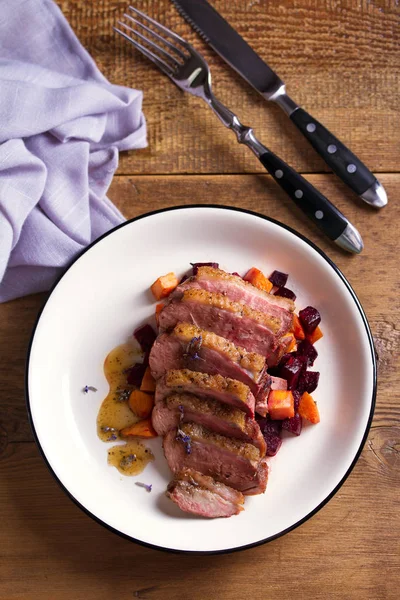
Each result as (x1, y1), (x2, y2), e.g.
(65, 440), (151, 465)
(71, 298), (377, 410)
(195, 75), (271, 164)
(55, 0), (400, 174)
(0, 441), (398, 600)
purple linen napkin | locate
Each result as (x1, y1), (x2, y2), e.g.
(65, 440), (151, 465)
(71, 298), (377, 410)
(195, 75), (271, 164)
(0, 0), (147, 302)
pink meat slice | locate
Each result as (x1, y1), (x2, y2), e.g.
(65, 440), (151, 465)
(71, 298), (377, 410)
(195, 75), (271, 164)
(151, 393), (266, 455)
(149, 323), (270, 400)
(163, 423), (268, 495)
(172, 266), (294, 335)
(166, 469), (244, 518)
(155, 369), (256, 417)
(159, 288), (279, 357)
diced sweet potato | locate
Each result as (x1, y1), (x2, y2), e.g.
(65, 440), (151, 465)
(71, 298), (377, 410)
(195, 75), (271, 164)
(155, 302), (164, 326)
(150, 272), (179, 300)
(281, 332), (296, 353)
(306, 326), (323, 345)
(292, 313), (305, 340)
(298, 392), (320, 424)
(128, 390), (155, 419)
(268, 390), (295, 420)
(120, 418), (157, 438)
(243, 267), (273, 293)
(140, 367), (156, 393)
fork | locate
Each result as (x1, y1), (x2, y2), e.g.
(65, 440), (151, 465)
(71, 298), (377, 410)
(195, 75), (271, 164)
(114, 7), (363, 254)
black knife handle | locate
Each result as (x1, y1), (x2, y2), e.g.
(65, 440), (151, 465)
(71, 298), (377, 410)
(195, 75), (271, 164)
(290, 108), (376, 196)
(259, 150), (348, 240)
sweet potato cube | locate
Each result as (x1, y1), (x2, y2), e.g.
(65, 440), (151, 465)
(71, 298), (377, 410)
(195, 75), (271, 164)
(140, 367), (156, 393)
(298, 392), (320, 424)
(292, 314), (305, 340)
(150, 272), (179, 300)
(120, 418), (157, 438)
(268, 390), (295, 420)
(306, 326), (323, 345)
(282, 332), (297, 353)
(243, 267), (273, 293)
(128, 389), (155, 419)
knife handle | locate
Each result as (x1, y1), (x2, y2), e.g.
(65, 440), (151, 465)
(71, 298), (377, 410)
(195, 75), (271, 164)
(289, 108), (386, 207)
(258, 150), (362, 252)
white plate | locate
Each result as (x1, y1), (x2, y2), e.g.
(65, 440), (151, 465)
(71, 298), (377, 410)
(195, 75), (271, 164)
(26, 206), (376, 553)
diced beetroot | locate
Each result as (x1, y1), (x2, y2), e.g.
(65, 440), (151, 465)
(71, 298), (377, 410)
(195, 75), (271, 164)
(282, 412), (302, 436)
(292, 390), (301, 411)
(297, 339), (318, 367)
(191, 262), (219, 275)
(259, 418), (282, 456)
(268, 352), (292, 378)
(134, 324), (157, 354)
(274, 286), (296, 301)
(299, 306), (321, 334)
(297, 370), (320, 394)
(256, 418), (282, 457)
(279, 355), (306, 390)
(269, 270), (288, 288)
(126, 363), (147, 386)
(231, 272), (241, 277)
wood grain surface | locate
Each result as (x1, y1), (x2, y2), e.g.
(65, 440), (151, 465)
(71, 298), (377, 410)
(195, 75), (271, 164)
(1, 1), (399, 599)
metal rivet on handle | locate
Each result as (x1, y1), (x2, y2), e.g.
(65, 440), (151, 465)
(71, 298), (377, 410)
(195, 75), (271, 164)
(315, 210), (324, 220)
(295, 190), (303, 199)
(275, 170), (283, 179)
(347, 164), (357, 173)
(306, 123), (316, 133)
(327, 144), (337, 154)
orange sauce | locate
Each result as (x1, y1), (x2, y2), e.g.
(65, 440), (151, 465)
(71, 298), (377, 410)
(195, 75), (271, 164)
(97, 341), (154, 477)
(107, 441), (154, 476)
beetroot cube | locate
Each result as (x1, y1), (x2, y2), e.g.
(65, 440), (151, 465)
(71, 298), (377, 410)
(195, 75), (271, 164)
(268, 353), (291, 378)
(282, 412), (302, 436)
(274, 287), (296, 301)
(257, 418), (283, 457)
(297, 339), (318, 367)
(299, 306), (321, 334)
(126, 363), (146, 386)
(279, 355), (306, 390)
(269, 270), (288, 288)
(134, 324), (157, 354)
(292, 390), (301, 411)
(297, 371), (320, 394)
(191, 262), (219, 275)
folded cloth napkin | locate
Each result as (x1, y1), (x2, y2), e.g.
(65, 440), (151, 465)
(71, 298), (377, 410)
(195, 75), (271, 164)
(0, 0), (147, 302)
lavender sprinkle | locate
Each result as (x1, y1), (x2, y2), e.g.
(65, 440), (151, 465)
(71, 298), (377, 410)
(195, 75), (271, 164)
(83, 385), (97, 394)
(135, 482), (152, 493)
(176, 428), (192, 454)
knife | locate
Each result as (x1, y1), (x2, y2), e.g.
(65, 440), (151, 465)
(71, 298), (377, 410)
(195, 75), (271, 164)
(171, 0), (388, 209)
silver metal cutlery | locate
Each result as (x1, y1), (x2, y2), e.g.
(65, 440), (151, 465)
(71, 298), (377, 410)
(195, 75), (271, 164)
(171, 0), (387, 209)
(115, 6), (363, 253)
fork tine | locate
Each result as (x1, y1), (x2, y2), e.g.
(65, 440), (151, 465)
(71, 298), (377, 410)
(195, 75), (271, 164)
(114, 25), (175, 76)
(127, 5), (188, 47)
(124, 13), (187, 61)
(122, 15), (181, 67)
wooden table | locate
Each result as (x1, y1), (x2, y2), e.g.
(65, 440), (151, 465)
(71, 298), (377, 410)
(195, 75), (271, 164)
(1, 1), (399, 598)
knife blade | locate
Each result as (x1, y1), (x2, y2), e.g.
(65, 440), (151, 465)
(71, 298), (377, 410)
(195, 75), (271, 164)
(171, 0), (388, 209)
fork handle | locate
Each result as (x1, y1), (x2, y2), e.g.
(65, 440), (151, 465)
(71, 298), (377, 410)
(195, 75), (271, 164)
(243, 134), (363, 253)
(259, 150), (346, 239)
(204, 95), (363, 253)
